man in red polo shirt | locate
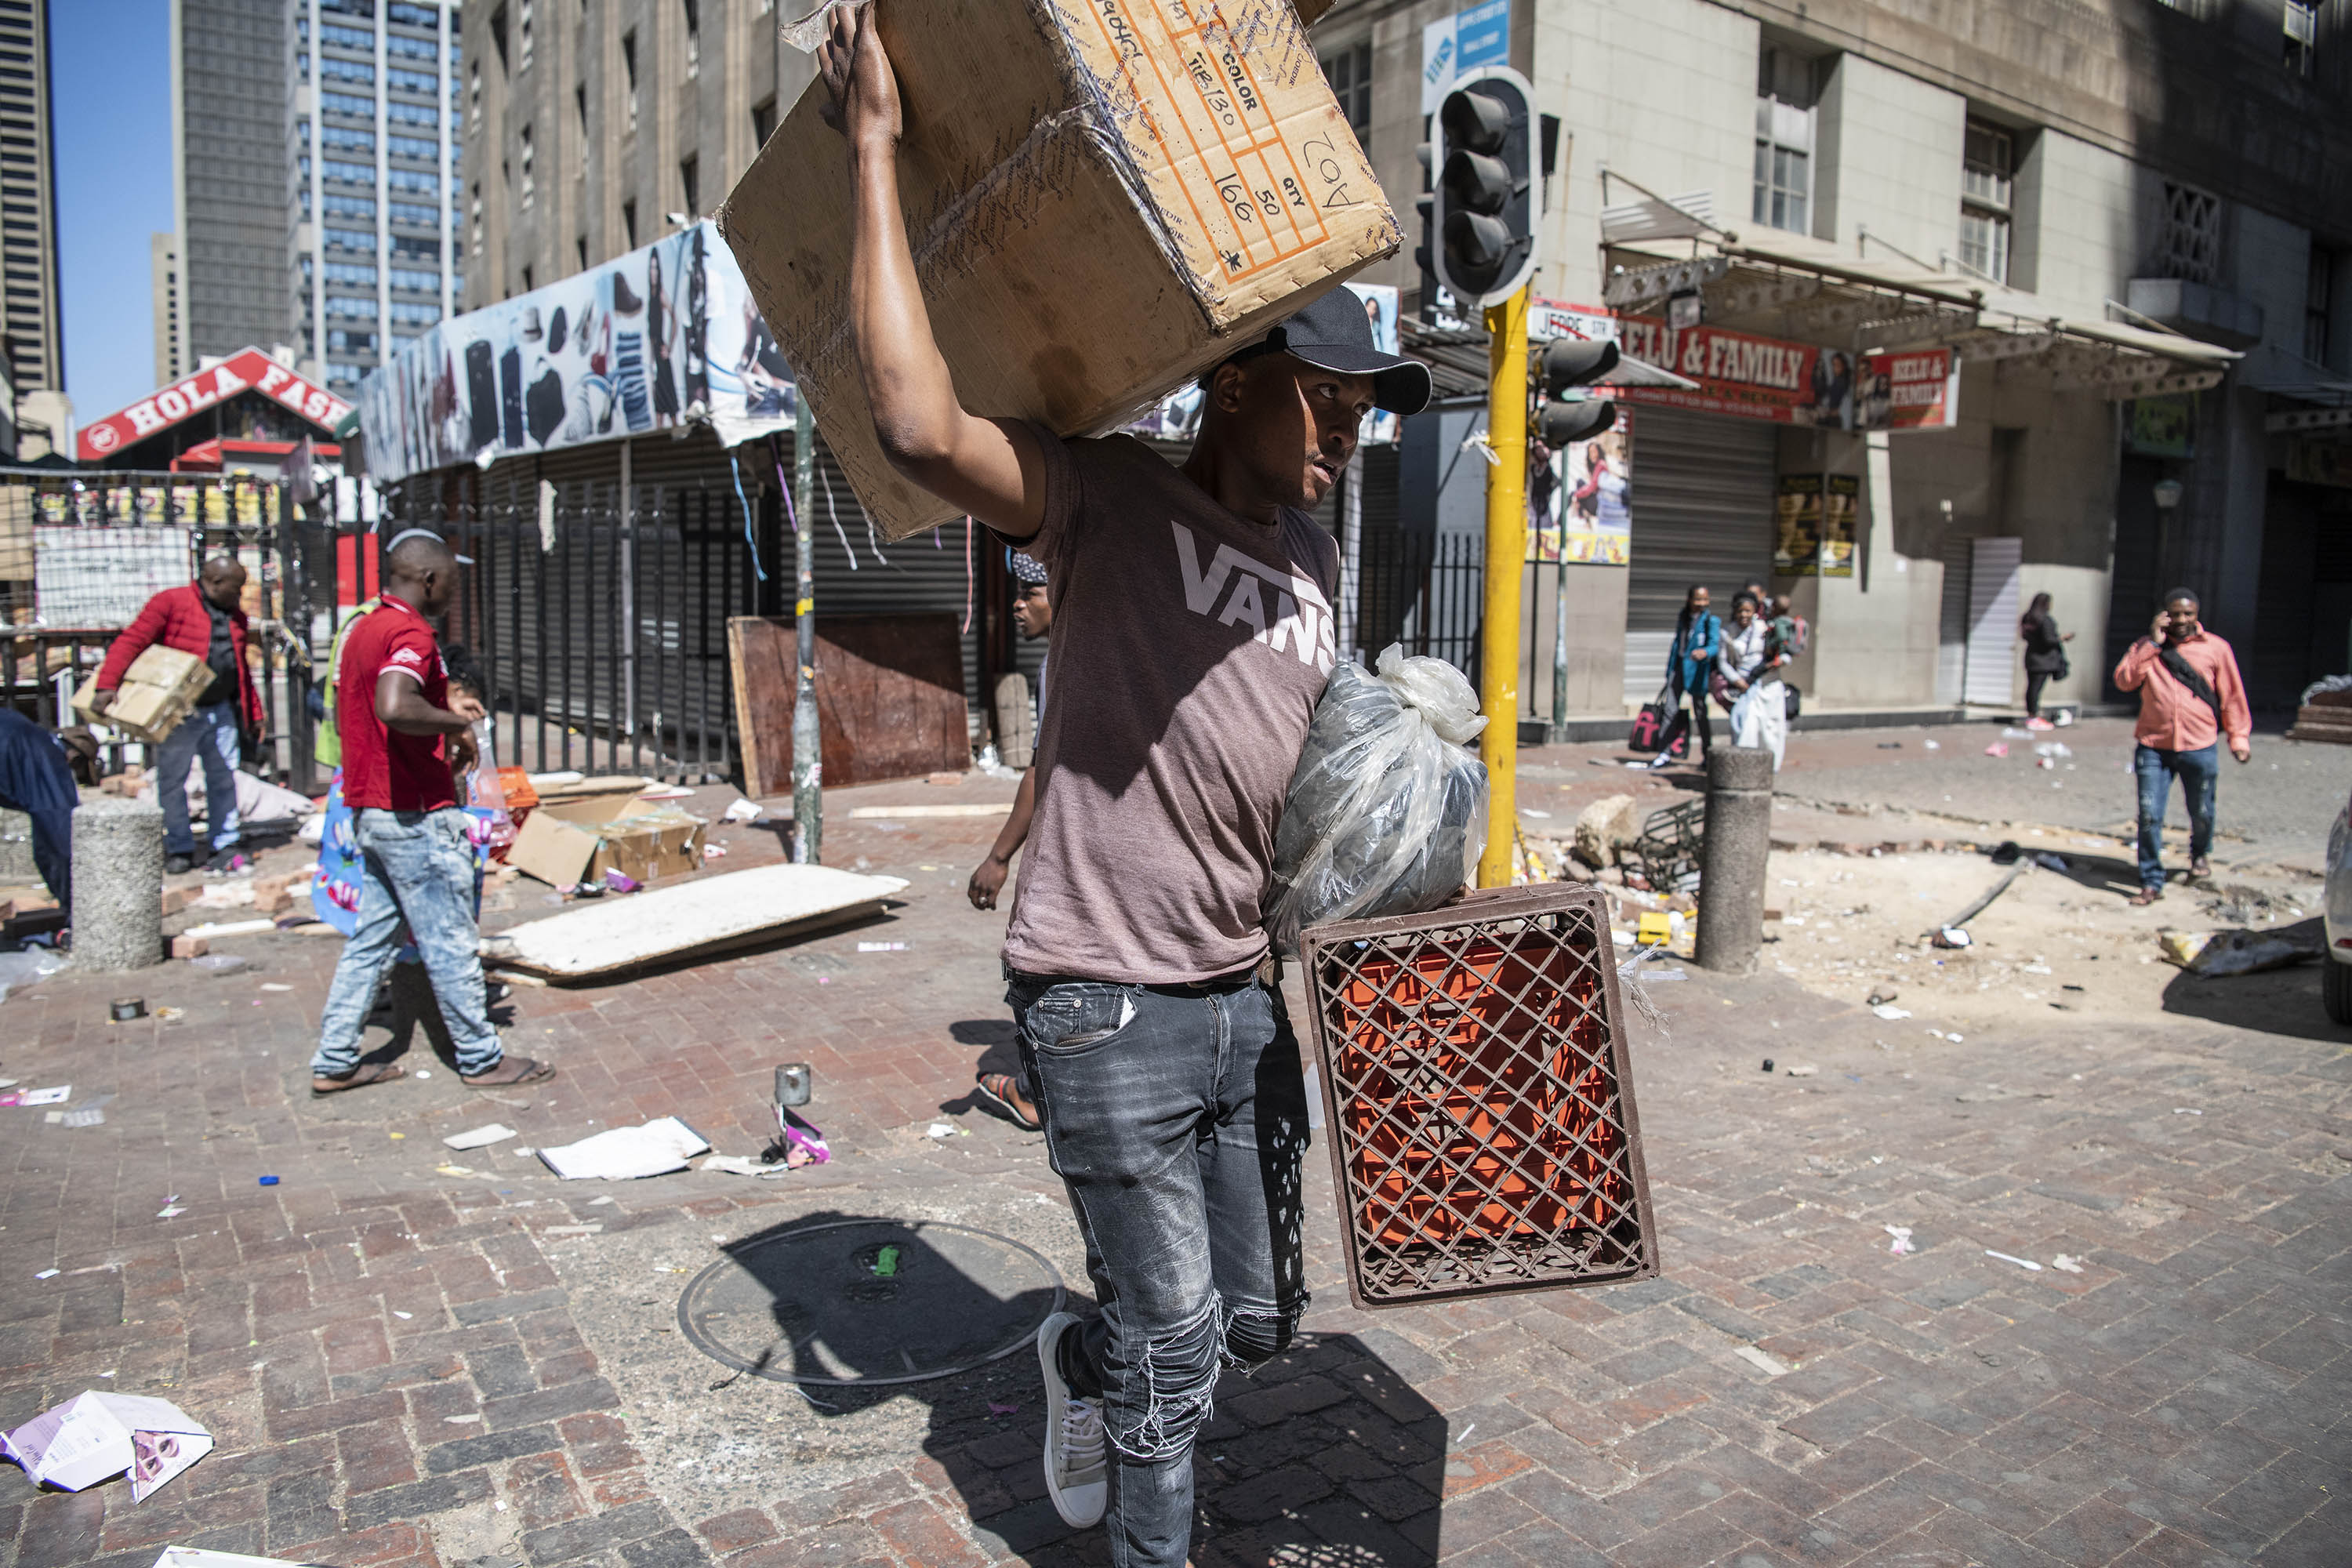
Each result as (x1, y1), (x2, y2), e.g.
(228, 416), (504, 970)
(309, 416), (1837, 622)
(310, 532), (553, 1093)
(93, 556), (262, 875)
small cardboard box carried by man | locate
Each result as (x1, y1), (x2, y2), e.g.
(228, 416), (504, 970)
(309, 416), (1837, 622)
(71, 646), (214, 744)
(720, 0), (1396, 541)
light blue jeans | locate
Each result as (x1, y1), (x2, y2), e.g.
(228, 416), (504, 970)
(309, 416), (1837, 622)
(312, 808), (502, 1078)
(157, 700), (241, 857)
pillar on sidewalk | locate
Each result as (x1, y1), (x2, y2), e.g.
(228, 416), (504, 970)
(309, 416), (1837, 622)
(1695, 746), (1774, 975)
(71, 797), (164, 971)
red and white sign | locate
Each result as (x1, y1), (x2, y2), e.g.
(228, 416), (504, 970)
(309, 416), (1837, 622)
(77, 348), (352, 463)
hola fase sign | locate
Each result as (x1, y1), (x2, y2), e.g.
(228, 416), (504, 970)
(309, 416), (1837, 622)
(78, 349), (351, 463)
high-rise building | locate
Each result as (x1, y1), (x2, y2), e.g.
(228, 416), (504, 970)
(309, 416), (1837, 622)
(289, 0), (464, 396)
(171, 0), (289, 366)
(0, 0), (66, 454)
(151, 233), (185, 385)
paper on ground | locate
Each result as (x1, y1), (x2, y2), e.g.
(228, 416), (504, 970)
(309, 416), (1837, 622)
(442, 1123), (517, 1150)
(17, 1085), (71, 1105)
(539, 1117), (710, 1180)
(1732, 1345), (1791, 1377)
(154, 1551), (331, 1568)
(2, 1392), (212, 1501)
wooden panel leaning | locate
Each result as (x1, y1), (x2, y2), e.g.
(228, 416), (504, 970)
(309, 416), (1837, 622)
(1298, 884), (1659, 1310)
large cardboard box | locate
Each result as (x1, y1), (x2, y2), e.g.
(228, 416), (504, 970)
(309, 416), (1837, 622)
(718, 0), (1397, 540)
(70, 646), (216, 744)
(506, 797), (708, 890)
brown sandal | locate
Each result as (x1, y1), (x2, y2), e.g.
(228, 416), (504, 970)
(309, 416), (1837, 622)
(975, 1072), (1042, 1131)
(2126, 887), (2163, 907)
(311, 1061), (408, 1096)
(462, 1055), (556, 1088)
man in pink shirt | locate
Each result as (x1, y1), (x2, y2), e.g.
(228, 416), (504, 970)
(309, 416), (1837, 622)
(2112, 587), (2251, 905)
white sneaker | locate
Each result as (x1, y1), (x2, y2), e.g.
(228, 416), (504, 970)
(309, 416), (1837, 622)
(1037, 1312), (1107, 1527)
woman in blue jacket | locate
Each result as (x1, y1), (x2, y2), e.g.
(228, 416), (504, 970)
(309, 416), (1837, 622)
(1648, 585), (1721, 769)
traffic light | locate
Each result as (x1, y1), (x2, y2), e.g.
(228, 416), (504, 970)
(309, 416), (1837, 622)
(1431, 67), (1537, 307)
(1537, 336), (1619, 447)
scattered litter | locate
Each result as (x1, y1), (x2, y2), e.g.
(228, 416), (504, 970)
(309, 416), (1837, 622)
(602, 869), (641, 895)
(434, 1165), (478, 1178)
(1866, 989), (1899, 1006)
(393, 1310), (414, 1319)
(1922, 739), (1940, 750)
(871, 1245), (902, 1278)
(699, 1154), (796, 1178)
(34, 1269), (58, 1279)
(538, 1116), (710, 1180)
(2032, 742), (2072, 759)
(2158, 927), (2319, 976)
(1932, 927), (1973, 949)
(154, 1007), (184, 1022)
(1784, 1065), (1818, 1078)
(13, 1085), (72, 1106)
(1520, 808), (1552, 818)
(927, 1122), (961, 1138)
(1759, 1058), (1774, 1073)
(2002, 727), (2031, 738)
(441, 1123), (518, 1151)
(702, 844), (728, 859)
(1984, 1250), (2043, 1272)
(1884, 1225), (1915, 1255)
(1984, 742), (2008, 757)
(1871, 1004), (1911, 1020)
(444, 1414), (481, 1424)
(182, 920), (278, 940)
(858, 941), (908, 952)
(0, 950), (66, 1004)
(61, 1107), (106, 1130)
(539, 1224), (603, 1236)
(1, 1392), (212, 1501)
(988, 1401), (1020, 1416)
(258, 983), (292, 993)
(413, 1069), (431, 1080)
(2052, 1255), (2085, 1273)
(723, 798), (764, 822)
(157, 1207), (185, 1219)
(190, 953), (249, 975)
(2173, 1108), (2203, 1116)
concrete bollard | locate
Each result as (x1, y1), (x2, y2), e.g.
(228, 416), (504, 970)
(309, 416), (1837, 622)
(1695, 746), (1774, 975)
(71, 797), (165, 972)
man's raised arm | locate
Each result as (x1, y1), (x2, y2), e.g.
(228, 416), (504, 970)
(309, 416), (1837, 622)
(822, 4), (1045, 541)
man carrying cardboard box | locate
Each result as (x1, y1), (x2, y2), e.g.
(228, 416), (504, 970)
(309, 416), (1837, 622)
(820, 13), (1428, 1561)
(309, 532), (554, 1094)
(91, 557), (261, 875)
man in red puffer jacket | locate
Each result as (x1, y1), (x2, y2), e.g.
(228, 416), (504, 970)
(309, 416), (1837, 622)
(93, 557), (263, 875)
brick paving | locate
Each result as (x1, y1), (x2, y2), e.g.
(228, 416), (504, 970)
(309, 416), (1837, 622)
(1, 769), (2347, 1567)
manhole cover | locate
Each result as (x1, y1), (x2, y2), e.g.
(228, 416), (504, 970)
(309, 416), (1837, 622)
(678, 1219), (1065, 1387)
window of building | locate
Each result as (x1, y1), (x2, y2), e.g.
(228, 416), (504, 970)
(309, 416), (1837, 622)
(325, 124), (374, 153)
(2286, 1), (2317, 74)
(622, 31), (638, 133)
(752, 94), (777, 146)
(327, 227), (378, 253)
(1751, 45), (1818, 234)
(471, 182), (484, 256)
(389, 66), (438, 94)
(328, 328), (379, 354)
(389, 132), (438, 159)
(393, 234), (441, 260)
(391, 299), (442, 326)
(328, 260), (379, 286)
(296, 50), (312, 83)
(684, 0), (700, 79)
(2159, 182), (2221, 285)
(575, 234), (588, 269)
(298, 117), (312, 148)
(387, 32), (437, 62)
(1319, 39), (1371, 146)
(322, 56), (375, 86)
(324, 192), (378, 220)
(1958, 120), (2013, 283)
(522, 264), (535, 291)
(489, 3), (509, 74)
(297, 14), (310, 43)
(520, 0), (533, 71)
(322, 22), (376, 49)
(388, 100), (441, 129)
(520, 123), (534, 206)
(323, 89), (378, 118)
(680, 152), (699, 216)
(324, 158), (376, 185)
(2309, 245), (2338, 367)
(389, 2), (439, 25)
(390, 167), (440, 195)
(390, 199), (441, 226)
(575, 81), (589, 144)
(622, 197), (637, 247)
(470, 58), (481, 125)
(325, 294), (379, 320)
(391, 265), (440, 290)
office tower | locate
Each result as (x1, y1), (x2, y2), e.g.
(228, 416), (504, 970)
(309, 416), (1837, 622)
(0, 0), (65, 452)
(172, 0), (288, 365)
(151, 232), (185, 385)
(291, 0), (463, 395)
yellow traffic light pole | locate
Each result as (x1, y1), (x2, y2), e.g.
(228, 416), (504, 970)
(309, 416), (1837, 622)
(1476, 284), (1530, 887)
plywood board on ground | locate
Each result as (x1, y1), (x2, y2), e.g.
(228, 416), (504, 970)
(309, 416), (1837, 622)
(730, 614), (969, 794)
(495, 863), (911, 979)
(718, 0), (1398, 540)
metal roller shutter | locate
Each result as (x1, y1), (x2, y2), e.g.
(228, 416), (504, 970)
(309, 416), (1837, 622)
(1621, 408), (1777, 704)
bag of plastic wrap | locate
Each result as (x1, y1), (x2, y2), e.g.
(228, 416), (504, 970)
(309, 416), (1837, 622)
(1265, 644), (1489, 953)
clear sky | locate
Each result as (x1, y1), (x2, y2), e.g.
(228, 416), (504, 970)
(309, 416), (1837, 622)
(55, 0), (174, 437)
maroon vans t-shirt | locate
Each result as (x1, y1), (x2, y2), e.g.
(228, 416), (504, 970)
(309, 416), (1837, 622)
(1003, 429), (1338, 984)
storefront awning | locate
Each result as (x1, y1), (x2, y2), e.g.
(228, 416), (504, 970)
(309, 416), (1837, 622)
(1602, 231), (2238, 401)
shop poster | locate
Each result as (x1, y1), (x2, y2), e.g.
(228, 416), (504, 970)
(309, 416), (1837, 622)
(357, 220), (795, 485)
(1774, 474), (1824, 576)
(1821, 474), (1860, 577)
(1531, 407), (1632, 564)
(1614, 318), (1957, 431)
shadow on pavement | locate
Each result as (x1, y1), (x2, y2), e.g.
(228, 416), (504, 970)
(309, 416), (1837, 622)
(2161, 949), (2351, 1046)
(693, 1210), (1445, 1565)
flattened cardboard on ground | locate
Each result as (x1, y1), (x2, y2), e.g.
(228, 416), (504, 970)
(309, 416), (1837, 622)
(71, 647), (214, 744)
(719, 0), (1398, 541)
(496, 862), (909, 978)
(2, 1392), (212, 1501)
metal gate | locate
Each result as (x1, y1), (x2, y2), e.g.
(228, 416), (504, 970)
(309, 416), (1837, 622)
(1621, 409), (1777, 703)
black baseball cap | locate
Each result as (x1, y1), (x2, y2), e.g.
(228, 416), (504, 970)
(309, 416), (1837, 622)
(1214, 287), (1432, 416)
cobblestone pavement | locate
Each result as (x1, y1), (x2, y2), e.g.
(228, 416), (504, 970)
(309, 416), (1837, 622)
(1, 771), (2347, 1568)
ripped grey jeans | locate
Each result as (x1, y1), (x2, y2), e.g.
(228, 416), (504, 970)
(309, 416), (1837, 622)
(1009, 967), (1311, 1568)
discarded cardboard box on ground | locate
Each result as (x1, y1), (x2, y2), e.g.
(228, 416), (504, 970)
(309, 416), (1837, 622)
(506, 793), (708, 890)
(2, 1391), (212, 1501)
(71, 647), (215, 745)
(719, 0), (1396, 541)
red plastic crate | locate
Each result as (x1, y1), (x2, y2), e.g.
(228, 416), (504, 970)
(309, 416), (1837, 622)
(1300, 884), (1658, 1308)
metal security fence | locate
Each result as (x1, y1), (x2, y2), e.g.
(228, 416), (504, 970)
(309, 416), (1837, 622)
(0, 469), (316, 782)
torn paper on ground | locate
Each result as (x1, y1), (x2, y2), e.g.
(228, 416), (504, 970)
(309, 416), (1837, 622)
(537, 1117), (710, 1180)
(2, 1392), (212, 1501)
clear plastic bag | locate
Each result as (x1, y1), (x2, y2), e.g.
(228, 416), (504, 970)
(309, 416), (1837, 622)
(1265, 644), (1490, 953)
